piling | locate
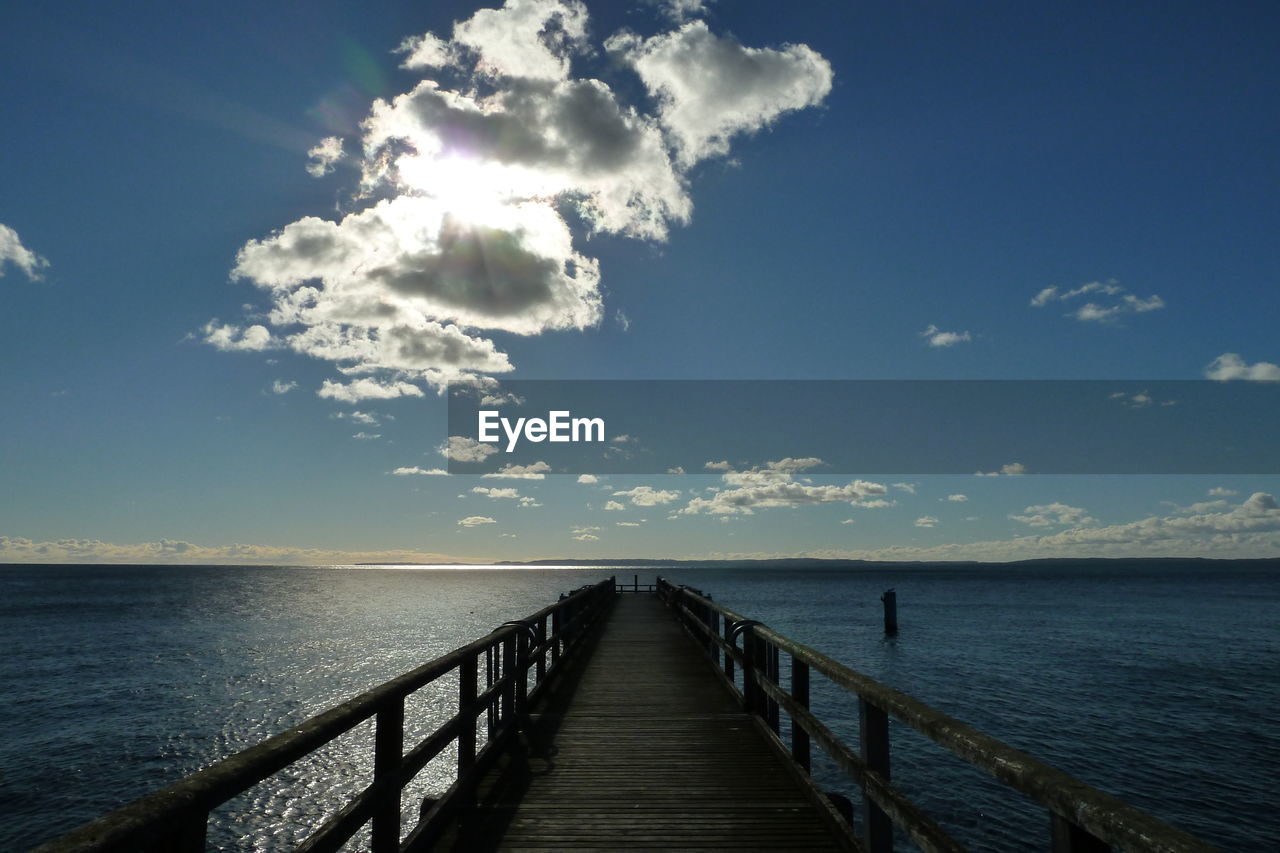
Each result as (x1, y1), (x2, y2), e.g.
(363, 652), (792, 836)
(881, 588), (898, 634)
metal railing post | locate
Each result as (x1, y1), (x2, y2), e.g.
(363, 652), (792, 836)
(860, 698), (893, 853)
(371, 697), (404, 852)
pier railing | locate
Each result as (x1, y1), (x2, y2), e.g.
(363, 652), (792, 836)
(37, 577), (617, 853)
(657, 578), (1215, 853)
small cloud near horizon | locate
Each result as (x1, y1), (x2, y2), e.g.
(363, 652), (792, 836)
(1030, 279), (1164, 323)
(0, 223), (49, 281)
(1204, 353), (1280, 381)
(976, 462), (1026, 477)
(392, 466), (450, 476)
(919, 324), (972, 347)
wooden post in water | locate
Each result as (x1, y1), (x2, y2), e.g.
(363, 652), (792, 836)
(881, 588), (898, 635)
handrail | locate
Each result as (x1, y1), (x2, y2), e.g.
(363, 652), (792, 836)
(35, 577), (618, 853)
(657, 577), (1217, 853)
(615, 573), (659, 593)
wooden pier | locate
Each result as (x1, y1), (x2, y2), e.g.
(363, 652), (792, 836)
(38, 577), (1219, 853)
(444, 593), (848, 851)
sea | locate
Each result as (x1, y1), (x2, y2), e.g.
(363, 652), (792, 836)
(1, 562), (1276, 851)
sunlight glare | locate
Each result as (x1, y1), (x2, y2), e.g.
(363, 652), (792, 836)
(396, 154), (557, 227)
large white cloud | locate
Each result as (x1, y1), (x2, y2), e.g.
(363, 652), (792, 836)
(361, 78), (690, 240)
(237, 198), (601, 338)
(608, 21), (833, 166)
(205, 0), (829, 400)
(0, 224), (49, 281)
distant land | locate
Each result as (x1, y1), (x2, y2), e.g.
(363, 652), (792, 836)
(14, 558), (1273, 569)
(356, 557), (1279, 569)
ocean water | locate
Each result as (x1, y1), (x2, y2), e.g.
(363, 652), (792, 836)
(0, 562), (1276, 851)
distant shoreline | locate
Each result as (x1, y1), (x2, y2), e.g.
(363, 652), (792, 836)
(3, 557), (1276, 569)
(347, 556), (1280, 569)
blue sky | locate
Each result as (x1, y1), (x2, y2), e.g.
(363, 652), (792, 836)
(2, 0), (1278, 563)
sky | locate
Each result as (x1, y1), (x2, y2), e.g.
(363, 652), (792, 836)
(2, 0), (1279, 564)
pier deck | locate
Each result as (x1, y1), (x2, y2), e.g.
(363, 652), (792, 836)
(448, 594), (847, 852)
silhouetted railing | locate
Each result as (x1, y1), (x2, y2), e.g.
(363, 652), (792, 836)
(657, 578), (1215, 853)
(36, 578), (617, 853)
(616, 573), (658, 592)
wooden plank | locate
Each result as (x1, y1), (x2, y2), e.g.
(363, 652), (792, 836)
(437, 595), (847, 851)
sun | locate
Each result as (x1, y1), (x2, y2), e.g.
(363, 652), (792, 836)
(395, 153), (558, 226)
